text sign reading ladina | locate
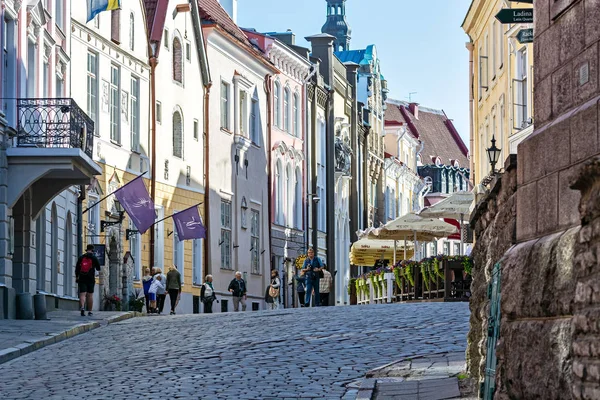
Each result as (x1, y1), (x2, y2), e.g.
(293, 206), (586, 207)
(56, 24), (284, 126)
(517, 29), (534, 44)
(495, 9), (533, 24)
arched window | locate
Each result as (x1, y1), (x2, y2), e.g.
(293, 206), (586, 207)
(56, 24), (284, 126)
(293, 93), (299, 136)
(129, 13), (135, 51)
(274, 81), (281, 128)
(295, 167), (302, 229)
(172, 37), (183, 83)
(284, 87), (291, 132)
(275, 160), (283, 224)
(173, 111), (183, 158)
(286, 164), (293, 226)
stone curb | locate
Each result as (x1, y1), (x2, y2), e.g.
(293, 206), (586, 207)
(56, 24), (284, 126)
(0, 312), (138, 366)
(365, 350), (456, 378)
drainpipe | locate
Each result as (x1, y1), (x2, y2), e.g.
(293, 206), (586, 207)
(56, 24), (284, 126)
(466, 41), (475, 185)
(203, 83), (212, 276)
(149, 56), (158, 269)
(264, 75), (273, 273)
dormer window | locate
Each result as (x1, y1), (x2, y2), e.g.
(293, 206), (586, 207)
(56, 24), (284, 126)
(435, 157), (442, 167)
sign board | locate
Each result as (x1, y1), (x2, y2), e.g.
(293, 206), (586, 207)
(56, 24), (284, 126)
(92, 244), (106, 266)
(516, 28), (534, 44)
(495, 9), (533, 24)
(509, 0), (533, 3)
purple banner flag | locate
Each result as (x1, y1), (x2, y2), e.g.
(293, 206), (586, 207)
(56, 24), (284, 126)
(173, 206), (206, 241)
(114, 176), (155, 234)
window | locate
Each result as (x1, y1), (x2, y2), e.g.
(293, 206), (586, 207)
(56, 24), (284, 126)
(156, 101), (162, 124)
(192, 239), (202, 285)
(274, 81), (281, 128)
(3, 17), (16, 122)
(441, 170), (447, 193)
(293, 93), (299, 137)
(250, 99), (259, 144)
(385, 187), (391, 221)
(173, 111), (183, 158)
(26, 39), (36, 97)
(443, 242), (450, 256)
(186, 42), (191, 61)
(220, 201), (232, 270)
(478, 46), (487, 98)
(130, 77), (140, 151)
(250, 210), (260, 274)
(93, 15), (100, 29)
(129, 13), (134, 51)
(286, 164), (293, 226)
(110, 65), (120, 143)
(295, 168), (302, 229)
(454, 243), (461, 256)
(497, 20), (504, 69)
(275, 160), (283, 225)
(43, 53), (49, 97)
(515, 48), (529, 129)
(284, 88), (291, 132)
(163, 29), (169, 49)
(173, 37), (183, 84)
(56, 0), (64, 30)
(491, 24), (496, 79)
(87, 52), (100, 126)
(239, 90), (247, 135)
(193, 119), (199, 140)
(398, 192), (403, 217)
(111, 10), (120, 44)
(129, 220), (141, 281)
(56, 73), (64, 97)
(430, 242), (438, 256)
(317, 120), (327, 231)
(220, 81), (230, 130)
(173, 228), (184, 283)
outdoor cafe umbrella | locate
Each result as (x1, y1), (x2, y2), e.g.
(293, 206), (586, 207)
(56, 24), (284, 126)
(350, 238), (414, 266)
(372, 213), (459, 260)
(418, 191), (474, 255)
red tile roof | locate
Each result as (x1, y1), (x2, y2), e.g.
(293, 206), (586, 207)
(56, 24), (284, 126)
(385, 100), (469, 168)
(198, 0), (249, 46)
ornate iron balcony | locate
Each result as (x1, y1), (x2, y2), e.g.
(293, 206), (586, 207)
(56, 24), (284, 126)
(16, 98), (94, 158)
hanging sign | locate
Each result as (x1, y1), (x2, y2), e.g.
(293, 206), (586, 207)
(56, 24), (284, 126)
(495, 9), (533, 24)
(516, 28), (534, 44)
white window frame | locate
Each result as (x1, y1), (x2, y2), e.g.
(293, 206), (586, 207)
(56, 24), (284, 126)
(110, 64), (121, 143)
(250, 210), (260, 275)
(130, 76), (140, 151)
(128, 12), (134, 51)
(220, 81), (230, 130)
(275, 160), (284, 225)
(172, 110), (184, 159)
(285, 164), (293, 227)
(274, 81), (281, 128)
(86, 51), (99, 131)
(163, 28), (169, 50)
(295, 167), (302, 229)
(156, 101), (162, 124)
(293, 92), (299, 137)
(193, 119), (199, 141)
(220, 200), (232, 270)
(239, 90), (248, 136)
(284, 87), (291, 133)
(250, 98), (259, 144)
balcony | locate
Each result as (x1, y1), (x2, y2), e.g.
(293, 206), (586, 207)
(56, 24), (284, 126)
(16, 98), (94, 157)
(7, 98), (101, 218)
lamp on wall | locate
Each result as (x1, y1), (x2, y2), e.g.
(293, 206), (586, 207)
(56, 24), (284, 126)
(486, 135), (502, 173)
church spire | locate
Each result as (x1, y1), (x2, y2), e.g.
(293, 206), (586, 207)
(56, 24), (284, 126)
(321, 0), (351, 52)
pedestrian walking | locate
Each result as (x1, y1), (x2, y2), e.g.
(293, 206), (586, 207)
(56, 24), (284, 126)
(75, 244), (101, 316)
(228, 271), (247, 312)
(148, 275), (165, 313)
(166, 265), (182, 315)
(265, 269), (281, 310)
(302, 248), (324, 307)
(294, 268), (306, 307)
(154, 267), (167, 314)
(319, 267), (333, 306)
(142, 267), (153, 313)
(201, 275), (217, 313)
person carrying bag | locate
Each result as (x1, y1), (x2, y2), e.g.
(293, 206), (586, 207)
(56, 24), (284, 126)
(201, 274), (217, 313)
(266, 270), (281, 310)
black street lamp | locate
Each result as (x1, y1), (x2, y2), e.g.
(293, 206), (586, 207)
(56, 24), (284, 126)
(486, 135), (502, 173)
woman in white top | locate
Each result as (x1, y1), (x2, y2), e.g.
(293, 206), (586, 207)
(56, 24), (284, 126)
(201, 275), (217, 313)
(265, 270), (281, 310)
(153, 268), (167, 315)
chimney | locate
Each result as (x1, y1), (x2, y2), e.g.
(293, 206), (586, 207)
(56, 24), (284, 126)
(409, 103), (419, 120)
(218, 0), (238, 24)
(268, 30), (296, 46)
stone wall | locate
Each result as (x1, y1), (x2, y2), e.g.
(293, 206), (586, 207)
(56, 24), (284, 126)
(571, 158), (600, 400)
(467, 155), (518, 385)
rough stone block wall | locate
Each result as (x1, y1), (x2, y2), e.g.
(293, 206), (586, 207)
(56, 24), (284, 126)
(491, 0), (600, 398)
(571, 158), (600, 400)
(467, 156), (517, 385)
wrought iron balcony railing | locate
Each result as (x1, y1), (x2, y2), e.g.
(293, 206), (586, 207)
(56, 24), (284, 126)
(16, 98), (94, 158)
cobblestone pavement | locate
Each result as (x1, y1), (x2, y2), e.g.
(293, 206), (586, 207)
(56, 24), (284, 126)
(0, 302), (469, 399)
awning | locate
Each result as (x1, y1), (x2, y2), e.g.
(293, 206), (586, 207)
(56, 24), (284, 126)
(350, 239), (414, 266)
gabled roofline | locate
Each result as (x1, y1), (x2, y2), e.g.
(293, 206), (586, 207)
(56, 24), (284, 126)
(190, 0), (212, 86)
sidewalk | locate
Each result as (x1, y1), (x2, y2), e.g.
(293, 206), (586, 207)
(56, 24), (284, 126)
(0, 310), (139, 365)
(349, 352), (476, 400)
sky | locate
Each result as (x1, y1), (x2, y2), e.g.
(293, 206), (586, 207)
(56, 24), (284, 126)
(237, 0), (473, 144)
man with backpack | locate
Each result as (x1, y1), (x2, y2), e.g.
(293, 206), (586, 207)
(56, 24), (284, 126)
(75, 244), (101, 316)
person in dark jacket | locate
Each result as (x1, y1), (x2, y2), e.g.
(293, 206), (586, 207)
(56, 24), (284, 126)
(166, 265), (182, 315)
(228, 271), (247, 312)
(302, 248), (323, 307)
(200, 274), (217, 313)
(75, 244), (101, 316)
(142, 267), (153, 313)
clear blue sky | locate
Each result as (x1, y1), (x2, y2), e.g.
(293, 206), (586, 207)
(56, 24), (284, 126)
(237, 0), (472, 144)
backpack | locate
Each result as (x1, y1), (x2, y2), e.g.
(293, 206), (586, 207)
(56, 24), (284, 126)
(80, 256), (93, 274)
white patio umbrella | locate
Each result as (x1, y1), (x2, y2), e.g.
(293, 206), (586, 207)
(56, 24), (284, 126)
(373, 213), (459, 260)
(350, 238), (414, 266)
(418, 191), (474, 255)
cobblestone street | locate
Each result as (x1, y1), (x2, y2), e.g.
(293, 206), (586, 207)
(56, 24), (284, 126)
(0, 303), (469, 399)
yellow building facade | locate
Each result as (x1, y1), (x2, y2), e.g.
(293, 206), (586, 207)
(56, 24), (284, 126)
(463, 0), (534, 184)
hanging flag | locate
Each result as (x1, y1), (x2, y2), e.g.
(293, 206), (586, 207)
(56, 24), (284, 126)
(114, 175), (155, 234)
(172, 205), (206, 241)
(87, 0), (122, 22)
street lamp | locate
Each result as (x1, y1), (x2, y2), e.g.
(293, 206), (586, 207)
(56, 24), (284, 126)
(486, 135), (502, 173)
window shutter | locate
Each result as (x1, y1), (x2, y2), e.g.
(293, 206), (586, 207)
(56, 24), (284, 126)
(111, 10), (121, 44)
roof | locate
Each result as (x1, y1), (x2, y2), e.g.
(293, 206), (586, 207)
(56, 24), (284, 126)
(143, 0), (157, 37)
(198, 0), (249, 46)
(335, 49), (366, 64)
(385, 99), (469, 168)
